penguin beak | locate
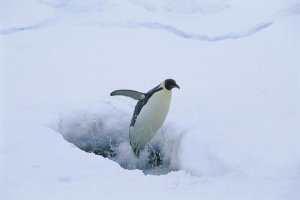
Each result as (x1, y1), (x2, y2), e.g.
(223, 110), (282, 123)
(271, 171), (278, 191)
(174, 83), (180, 89)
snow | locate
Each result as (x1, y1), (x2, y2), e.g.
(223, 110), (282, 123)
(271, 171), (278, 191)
(1, 0), (300, 199)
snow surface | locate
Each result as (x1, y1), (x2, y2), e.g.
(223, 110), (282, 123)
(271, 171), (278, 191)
(1, 0), (300, 199)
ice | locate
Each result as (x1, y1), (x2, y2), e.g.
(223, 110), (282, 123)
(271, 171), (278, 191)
(1, 0), (300, 199)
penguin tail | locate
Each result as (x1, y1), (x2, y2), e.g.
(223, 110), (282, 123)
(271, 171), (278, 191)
(130, 141), (140, 157)
(134, 147), (140, 157)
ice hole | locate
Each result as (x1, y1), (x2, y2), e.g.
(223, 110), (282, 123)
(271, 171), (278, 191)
(53, 102), (182, 175)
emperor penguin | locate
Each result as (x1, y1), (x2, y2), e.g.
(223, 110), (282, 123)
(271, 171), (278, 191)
(110, 79), (180, 156)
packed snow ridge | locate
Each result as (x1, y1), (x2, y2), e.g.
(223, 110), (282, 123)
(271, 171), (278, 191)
(1, 1), (300, 41)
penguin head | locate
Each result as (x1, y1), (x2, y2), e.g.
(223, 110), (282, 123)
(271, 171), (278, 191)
(164, 79), (180, 90)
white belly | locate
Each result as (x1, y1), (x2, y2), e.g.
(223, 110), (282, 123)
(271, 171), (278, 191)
(130, 90), (172, 149)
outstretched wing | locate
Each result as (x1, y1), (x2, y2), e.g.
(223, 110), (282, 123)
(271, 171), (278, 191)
(110, 90), (145, 100)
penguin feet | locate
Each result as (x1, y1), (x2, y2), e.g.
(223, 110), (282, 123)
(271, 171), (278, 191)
(146, 146), (163, 167)
(93, 145), (116, 158)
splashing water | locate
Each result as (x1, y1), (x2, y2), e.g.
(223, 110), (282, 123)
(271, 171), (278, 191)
(53, 101), (183, 175)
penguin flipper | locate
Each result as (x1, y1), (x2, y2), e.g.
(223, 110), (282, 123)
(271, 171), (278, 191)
(110, 90), (145, 100)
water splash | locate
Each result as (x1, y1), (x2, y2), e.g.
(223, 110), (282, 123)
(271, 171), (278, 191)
(53, 102), (182, 175)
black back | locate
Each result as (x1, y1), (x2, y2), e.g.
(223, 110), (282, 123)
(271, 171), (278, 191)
(130, 84), (163, 127)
